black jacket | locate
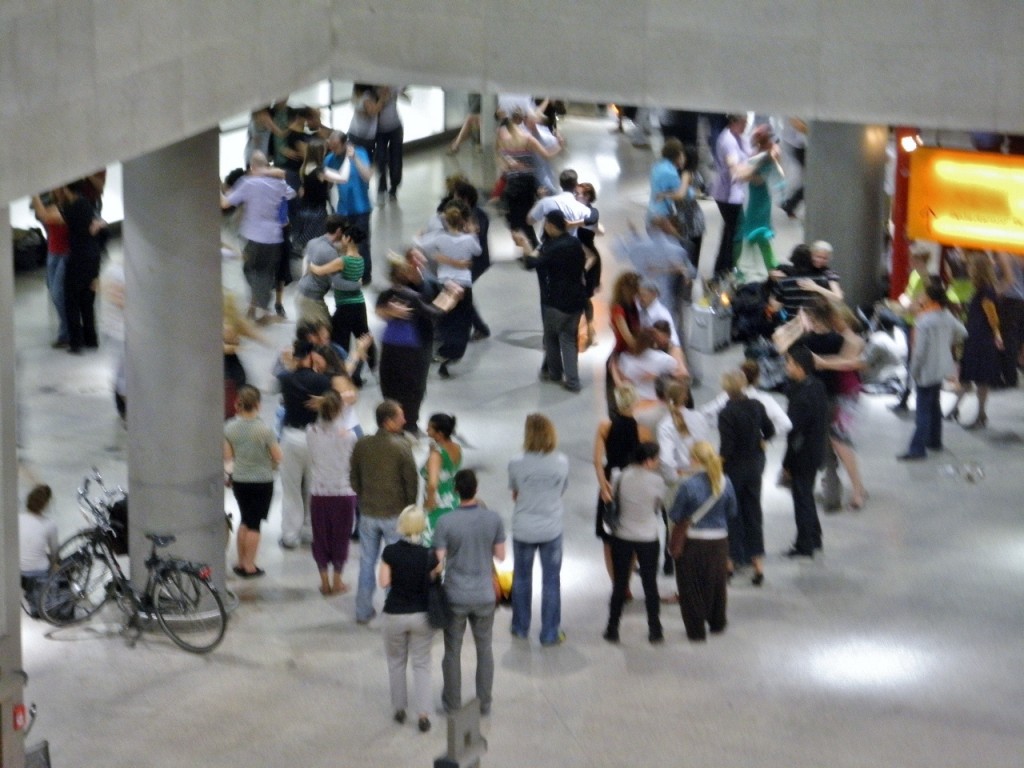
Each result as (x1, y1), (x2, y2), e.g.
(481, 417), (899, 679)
(783, 376), (830, 472)
(524, 232), (587, 313)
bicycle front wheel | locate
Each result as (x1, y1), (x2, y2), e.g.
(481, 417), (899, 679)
(152, 568), (227, 653)
(39, 551), (112, 626)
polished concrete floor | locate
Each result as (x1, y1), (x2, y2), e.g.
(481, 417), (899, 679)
(14, 117), (1024, 767)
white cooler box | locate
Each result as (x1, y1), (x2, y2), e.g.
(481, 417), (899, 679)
(690, 306), (732, 353)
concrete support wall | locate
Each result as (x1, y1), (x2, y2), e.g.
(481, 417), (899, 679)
(3, 1), (1024, 204)
(0, 206), (26, 767)
(803, 122), (889, 310)
(122, 131), (226, 589)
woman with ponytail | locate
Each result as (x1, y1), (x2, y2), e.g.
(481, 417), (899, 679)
(667, 441), (738, 642)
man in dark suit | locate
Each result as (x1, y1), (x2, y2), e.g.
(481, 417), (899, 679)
(782, 345), (830, 558)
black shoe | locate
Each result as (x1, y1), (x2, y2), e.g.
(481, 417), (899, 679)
(394, 709), (406, 725)
(785, 546), (814, 559)
(662, 558), (674, 576)
(275, 302), (287, 319)
(471, 328), (490, 341)
(896, 453), (927, 462)
(602, 628), (620, 644)
(438, 362), (451, 379)
(648, 630), (664, 645)
(751, 572), (765, 587)
(888, 402), (909, 413)
(418, 717), (431, 733)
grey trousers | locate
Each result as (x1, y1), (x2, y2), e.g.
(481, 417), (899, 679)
(382, 611), (434, 716)
(541, 305), (582, 389)
(242, 240), (280, 311)
(279, 427), (312, 544)
(442, 601), (496, 714)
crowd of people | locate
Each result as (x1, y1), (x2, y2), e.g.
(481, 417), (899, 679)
(23, 96), (1024, 737)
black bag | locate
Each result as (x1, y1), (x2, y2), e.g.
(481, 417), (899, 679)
(426, 574), (450, 630)
(13, 227), (47, 272)
(601, 477), (623, 534)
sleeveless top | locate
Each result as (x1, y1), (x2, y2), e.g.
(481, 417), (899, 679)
(421, 442), (462, 546)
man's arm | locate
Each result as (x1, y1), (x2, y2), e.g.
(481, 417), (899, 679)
(400, 449), (419, 506)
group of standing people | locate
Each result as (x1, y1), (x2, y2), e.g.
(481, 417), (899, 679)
(31, 176), (109, 354)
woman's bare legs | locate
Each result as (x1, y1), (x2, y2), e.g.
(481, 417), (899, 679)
(832, 439), (866, 508)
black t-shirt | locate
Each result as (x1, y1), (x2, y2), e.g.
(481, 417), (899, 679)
(382, 540), (438, 614)
(278, 367), (331, 428)
(797, 331), (844, 395)
(62, 196), (102, 288)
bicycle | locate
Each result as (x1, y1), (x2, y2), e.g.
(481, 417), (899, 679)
(38, 469), (228, 654)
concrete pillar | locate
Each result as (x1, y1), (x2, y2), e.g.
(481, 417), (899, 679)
(122, 131), (227, 590)
(478, 90), (497, 186)
(0, 205), (26, 768)
(803, 121), (889, 310)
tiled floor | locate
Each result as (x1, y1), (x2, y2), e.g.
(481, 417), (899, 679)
(14, 116), (1024, 767)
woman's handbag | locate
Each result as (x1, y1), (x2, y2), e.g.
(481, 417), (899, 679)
(426, 573), (450, 630)
(600, 476), (623, 534)
(667, 490), (722, 560)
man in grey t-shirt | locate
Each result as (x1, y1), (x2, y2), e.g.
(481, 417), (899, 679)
(296, 215), (348, 326)
(433, 469), (506, 715)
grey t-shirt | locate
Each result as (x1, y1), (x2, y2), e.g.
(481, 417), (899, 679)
(296, 235), (338, 299)
(508, 451), (569, 544)
(433, 503), (505, 606)
(614, 465), (666, 542)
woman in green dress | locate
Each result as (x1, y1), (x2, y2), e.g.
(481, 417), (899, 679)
(736, 123), (785, 280)
(421, 413), (462, 546)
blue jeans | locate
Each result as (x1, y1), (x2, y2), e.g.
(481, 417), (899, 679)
(510, 536), (562, 644)
(47, 252), (68, 342)
(908, 383), (942, 457)
(356, 515), (399, 621)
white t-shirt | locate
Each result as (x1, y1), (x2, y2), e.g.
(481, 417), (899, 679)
(19, 512), (58, 573)
(618, 349), (679, 401)
(657, 409), (712, 480)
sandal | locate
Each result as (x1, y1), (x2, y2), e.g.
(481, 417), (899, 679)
(319, 585), (333, 596)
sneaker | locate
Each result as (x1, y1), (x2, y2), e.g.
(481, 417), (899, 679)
(541, 630), (566, 647)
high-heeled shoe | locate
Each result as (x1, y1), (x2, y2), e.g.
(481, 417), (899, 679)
(943, 407), (960, 422)
(963, 414), (988, 430)
(751, 572), (764, 587)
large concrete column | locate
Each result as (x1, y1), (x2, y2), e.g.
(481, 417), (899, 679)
(122, 131), (226, 589)
(803, 121), (889, 310)
(0, 206), (26, 768)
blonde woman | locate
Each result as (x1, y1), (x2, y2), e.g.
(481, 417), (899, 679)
(379, 505), (438, 733)
(667, 441), (738, 642)
(224, 385), (282, 578)
(508, 413), (569, 646)
(657, 381), (712, 484)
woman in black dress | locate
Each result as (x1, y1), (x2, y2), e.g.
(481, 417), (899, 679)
(592, 385), (652, 592)
(947, 251), (1004, 429)
(374, 253), (461, 435)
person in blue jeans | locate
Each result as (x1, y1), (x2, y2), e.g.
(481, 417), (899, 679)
(507, 414), (569, 646)
(350, 400), (419, 623)
(898, 281), (967, 461)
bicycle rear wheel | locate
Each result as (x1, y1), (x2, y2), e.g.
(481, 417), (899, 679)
(152, 568), (227, 653)
(38, 550), (112, 626)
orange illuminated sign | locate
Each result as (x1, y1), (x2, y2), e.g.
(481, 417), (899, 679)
(907, 147), (1024, 254)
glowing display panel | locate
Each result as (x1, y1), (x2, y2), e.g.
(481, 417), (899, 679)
(907, 147), (1024, 254)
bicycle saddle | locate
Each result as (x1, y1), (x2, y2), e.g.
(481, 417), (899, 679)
(146, 534), (177, 547)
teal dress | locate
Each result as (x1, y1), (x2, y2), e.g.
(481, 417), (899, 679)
(737, 152), (782, 277)
(421, 442), (461, 546)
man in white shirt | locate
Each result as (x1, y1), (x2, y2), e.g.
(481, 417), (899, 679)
(526, 169), (591, 239)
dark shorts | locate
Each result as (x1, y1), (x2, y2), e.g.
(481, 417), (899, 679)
(232, 480), (275, 530)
